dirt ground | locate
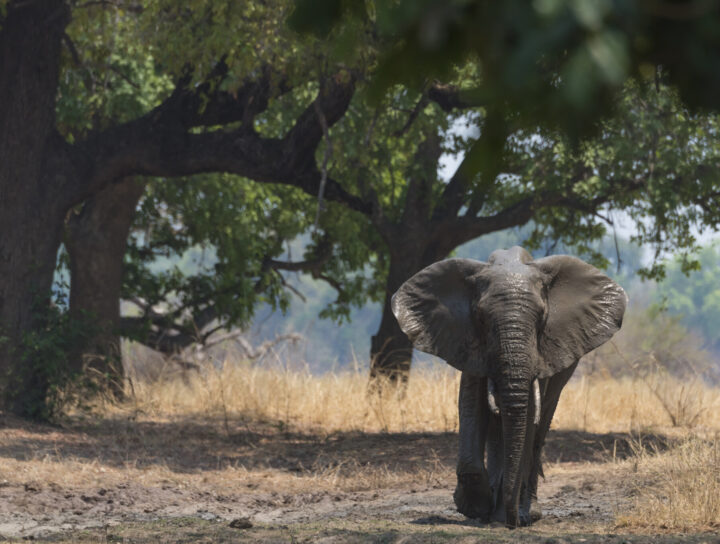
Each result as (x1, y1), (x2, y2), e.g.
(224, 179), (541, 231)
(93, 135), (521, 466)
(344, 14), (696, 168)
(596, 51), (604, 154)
(0, 412), (716, 543)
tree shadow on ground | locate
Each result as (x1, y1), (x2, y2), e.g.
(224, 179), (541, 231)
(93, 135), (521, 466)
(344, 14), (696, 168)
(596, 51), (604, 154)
(0, 411), (672, 476)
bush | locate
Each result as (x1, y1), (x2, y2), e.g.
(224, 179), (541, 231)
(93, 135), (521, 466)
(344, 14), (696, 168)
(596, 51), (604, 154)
(5, 295), (98, 420)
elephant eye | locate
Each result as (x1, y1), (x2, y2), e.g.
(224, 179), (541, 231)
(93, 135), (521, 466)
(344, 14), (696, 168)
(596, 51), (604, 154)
(472, 303), (488, 329)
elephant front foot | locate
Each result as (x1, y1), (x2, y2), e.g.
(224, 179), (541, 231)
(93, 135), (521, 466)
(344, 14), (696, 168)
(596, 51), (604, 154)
(453, 472), (492, 521)
(504, 505), (533, 529)
(530, 497), (542, 522)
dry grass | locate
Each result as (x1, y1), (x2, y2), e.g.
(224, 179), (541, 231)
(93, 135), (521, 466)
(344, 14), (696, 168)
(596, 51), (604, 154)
(119, 359), (720, 435)
(617, 435), (720, 531)
(116, 358), (720, 532)
(122, 361), (461, 434)
(554, 373), (720, 434)
(4, 354), (720, 535)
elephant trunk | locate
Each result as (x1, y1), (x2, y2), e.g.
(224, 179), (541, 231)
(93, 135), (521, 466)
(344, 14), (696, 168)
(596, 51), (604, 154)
(497, 372), (533, 528)
(494, 309), (536, 528)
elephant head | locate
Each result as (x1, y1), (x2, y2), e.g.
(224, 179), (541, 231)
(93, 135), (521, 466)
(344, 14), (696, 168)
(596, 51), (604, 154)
(391, 246), (627, 527)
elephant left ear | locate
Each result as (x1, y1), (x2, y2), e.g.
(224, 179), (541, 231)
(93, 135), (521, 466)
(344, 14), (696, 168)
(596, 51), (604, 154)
(391, 258), (488, 375)
(534, 255), (628, 377)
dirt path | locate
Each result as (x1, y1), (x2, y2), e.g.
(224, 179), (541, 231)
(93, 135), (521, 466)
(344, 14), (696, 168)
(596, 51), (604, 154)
(0, 414), (715, 543)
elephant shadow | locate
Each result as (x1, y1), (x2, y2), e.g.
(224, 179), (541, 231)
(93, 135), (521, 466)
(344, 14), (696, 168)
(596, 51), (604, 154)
(410, 514), (495, 528)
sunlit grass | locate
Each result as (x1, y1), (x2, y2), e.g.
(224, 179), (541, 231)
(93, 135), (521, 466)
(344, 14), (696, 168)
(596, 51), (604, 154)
(123, 361), (461, 434)
(616, 435), (720, 531)
(119, 358), (720, 435)
(114, 356), (720, 531)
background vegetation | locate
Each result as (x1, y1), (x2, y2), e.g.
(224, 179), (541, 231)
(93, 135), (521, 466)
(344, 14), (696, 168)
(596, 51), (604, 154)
(3, 1), (720, 538)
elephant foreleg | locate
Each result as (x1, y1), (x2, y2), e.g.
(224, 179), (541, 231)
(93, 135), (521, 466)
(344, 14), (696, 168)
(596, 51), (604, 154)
(454, 373), (492, 520)
(528, 361), (580, 520)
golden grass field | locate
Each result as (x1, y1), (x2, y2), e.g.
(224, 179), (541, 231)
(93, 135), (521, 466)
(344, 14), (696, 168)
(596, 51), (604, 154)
(124, 358), (720, 435)
(120, 357), (720, 531)
(2, 347), (720, 541)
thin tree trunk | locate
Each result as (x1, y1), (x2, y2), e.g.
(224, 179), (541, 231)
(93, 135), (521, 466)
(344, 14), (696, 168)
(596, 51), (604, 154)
(0, 0), (72, 416)
(66, 179), (145, 397)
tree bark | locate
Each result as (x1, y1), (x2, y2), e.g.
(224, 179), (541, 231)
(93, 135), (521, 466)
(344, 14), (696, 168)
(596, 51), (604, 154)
(0, 0), (72, 416)
(0, 2), (360, 417)
(368, 134), (444, 385)
(65, 179), (145, 397)
(369, 243), (443, 383)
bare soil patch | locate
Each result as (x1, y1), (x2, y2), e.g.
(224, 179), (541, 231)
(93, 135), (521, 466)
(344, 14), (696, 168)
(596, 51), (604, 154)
(0, 412), (714, 543)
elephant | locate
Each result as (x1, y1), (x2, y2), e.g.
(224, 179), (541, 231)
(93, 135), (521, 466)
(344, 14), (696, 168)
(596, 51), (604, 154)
(391, 246), (627, 528)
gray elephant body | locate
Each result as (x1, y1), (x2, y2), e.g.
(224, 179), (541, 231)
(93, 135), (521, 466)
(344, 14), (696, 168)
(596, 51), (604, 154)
(391, 247), (627, 527)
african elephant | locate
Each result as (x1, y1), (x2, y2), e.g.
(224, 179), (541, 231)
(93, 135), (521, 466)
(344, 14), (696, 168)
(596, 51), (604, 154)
(391, 247), (627, 528)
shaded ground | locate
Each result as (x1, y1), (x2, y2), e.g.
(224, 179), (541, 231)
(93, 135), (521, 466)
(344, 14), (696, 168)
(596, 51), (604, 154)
(0, 412), (711, 543)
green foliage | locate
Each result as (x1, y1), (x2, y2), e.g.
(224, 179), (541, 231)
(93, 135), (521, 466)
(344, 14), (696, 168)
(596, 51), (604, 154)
(58, 6), (174, 140)
(58, 0), (327, 142)
(586, 304), (717, 384)
(125, 175), (309, 336)
(295, 0), (720, 195)
(55, 1), (354, 347)
(505, 80), (720, 279)
(5, 289), (98, 421)
(654, 244), (720, 353)
(252, 229), (649, 370)
(62, 0), (340, 103)
(48, 0), (720, 362)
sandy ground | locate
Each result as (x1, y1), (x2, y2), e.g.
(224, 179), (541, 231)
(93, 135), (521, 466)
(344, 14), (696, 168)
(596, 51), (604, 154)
(0, 412), (716, 543)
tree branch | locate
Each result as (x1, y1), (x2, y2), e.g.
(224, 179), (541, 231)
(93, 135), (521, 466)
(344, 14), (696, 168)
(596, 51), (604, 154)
(313, 99), (332, 229)
(427, 81), (485, 111)
(282, 71), (356, 172)
(430, 186), (623, 253)
(393, 92), (429, 137)
(120, 240), (337, 353)
(69, 69), (372, 216)
(401, 132), (442, 227)
(431, 139), (484, 221)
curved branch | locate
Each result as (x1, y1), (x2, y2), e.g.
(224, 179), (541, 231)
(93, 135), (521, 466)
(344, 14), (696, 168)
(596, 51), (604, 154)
(427, 82), (485, 111)
(120, 242), (337, 353)
(69, 70), (372, 215)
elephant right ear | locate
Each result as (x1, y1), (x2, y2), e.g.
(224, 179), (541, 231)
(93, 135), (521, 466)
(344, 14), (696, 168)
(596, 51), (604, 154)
(534, 255), (628, 377)
(391, 258), (488, 375)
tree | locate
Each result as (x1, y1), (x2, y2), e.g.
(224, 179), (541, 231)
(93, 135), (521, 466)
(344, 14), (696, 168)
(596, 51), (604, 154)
(293, 0), (720, 165)
(286, 1), (720, 379)
(4, 0), (720, 418)
(0, 0), (367, 417)
(61, 36), (720, 389)
(654, 244), (720, 354)
(65, 178), (145, 397)
(308, 77), (720, 379)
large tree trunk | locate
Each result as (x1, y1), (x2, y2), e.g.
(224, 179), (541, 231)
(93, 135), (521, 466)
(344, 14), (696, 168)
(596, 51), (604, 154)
(0, 205), (66, 416)
(0, 0), (72, 416)
(66, 179), (145, 397)
(369, 243), (443, 384)
(370, 257), (418, 383)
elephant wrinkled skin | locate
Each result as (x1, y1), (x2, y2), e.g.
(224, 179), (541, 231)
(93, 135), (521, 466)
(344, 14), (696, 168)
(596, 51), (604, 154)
(391, 247), (627, 528)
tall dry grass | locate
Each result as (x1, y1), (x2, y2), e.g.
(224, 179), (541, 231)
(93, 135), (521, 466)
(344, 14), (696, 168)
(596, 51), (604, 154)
(124, 361), (461, 433)
(554, 373), (720, 433)
(116, 352), (720, 531)
(120, 358), (720, 435)
(617, 435), (720, 531)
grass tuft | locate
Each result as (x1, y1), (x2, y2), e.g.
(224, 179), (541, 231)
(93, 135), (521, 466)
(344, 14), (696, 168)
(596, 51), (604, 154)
(617, 435), (720, 531)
